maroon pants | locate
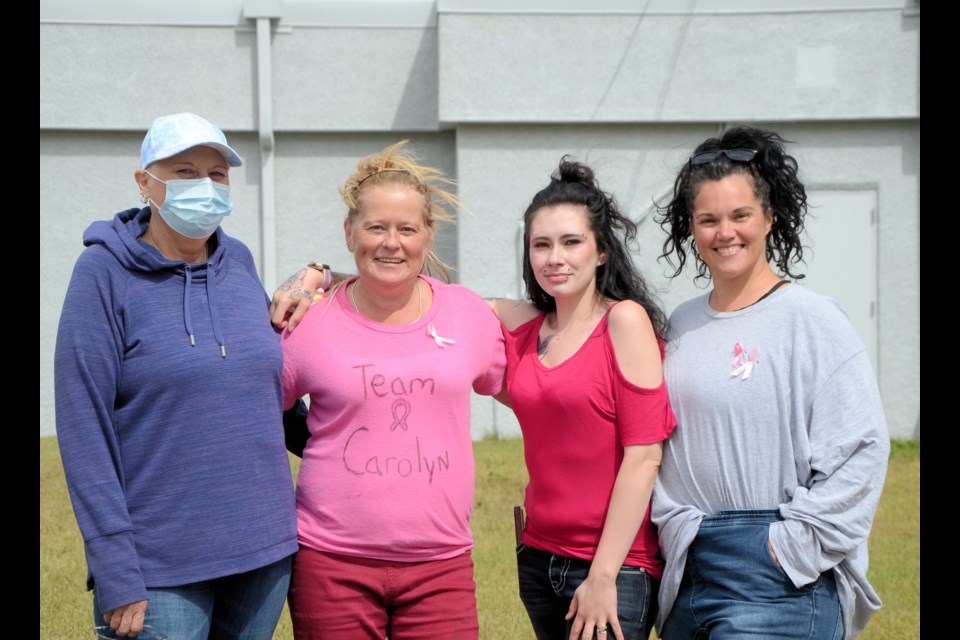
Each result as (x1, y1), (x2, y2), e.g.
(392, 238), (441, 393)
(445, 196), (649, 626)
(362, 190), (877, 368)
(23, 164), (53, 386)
(289, 546), (479, 639)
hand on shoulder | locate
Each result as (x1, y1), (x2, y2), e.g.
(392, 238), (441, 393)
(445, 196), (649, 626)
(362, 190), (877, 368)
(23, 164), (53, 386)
(270, 267), (319, 332)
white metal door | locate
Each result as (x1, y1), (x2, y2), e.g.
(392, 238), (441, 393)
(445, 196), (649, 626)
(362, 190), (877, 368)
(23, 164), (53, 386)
(801, 189), (878, 372)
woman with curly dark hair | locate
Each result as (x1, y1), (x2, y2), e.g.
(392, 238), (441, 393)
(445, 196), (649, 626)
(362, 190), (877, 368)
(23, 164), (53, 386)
(491, 158), (675, 640)
(652, 127), (889, 639)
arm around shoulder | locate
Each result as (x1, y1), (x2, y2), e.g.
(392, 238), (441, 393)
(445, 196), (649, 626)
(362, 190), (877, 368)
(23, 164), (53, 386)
(487, 297), (539, 332)
(270, 263), (352, 331)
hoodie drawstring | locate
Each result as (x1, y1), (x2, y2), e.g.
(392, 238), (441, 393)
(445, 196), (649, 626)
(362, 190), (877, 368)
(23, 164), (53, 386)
(205, 266), (227, 358)
(183, 264), (227, 358)
(184, 267), (196, 347)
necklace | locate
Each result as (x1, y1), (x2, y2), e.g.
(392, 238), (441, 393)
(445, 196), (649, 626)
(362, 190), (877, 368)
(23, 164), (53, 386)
(537, 303), (606, 361)
(350, 279), (422, 324)
(717, 279), (790, 312)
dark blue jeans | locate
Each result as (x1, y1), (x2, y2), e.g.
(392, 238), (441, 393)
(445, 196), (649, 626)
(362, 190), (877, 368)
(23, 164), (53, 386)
(661, 510), (843, 640)
(517, 544), (656, 640)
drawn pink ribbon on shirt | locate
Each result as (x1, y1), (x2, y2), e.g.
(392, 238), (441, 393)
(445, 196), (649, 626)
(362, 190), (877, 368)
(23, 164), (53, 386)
(427, 323), (456, 348)
(390, 398), (411, 431)
(731, 342), (760, 380)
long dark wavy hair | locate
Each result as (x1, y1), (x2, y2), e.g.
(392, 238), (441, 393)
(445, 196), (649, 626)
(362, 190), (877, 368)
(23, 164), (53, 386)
(657, 126), (808, 283)
(522, 157), (668, 338)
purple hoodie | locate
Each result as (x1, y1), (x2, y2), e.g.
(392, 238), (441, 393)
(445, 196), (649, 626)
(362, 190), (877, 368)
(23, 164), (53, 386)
(54, 207), (297, 612)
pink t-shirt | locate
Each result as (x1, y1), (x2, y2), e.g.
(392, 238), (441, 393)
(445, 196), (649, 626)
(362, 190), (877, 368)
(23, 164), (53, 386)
(505, 308), (676, 578)
(281, 276), (506, 562)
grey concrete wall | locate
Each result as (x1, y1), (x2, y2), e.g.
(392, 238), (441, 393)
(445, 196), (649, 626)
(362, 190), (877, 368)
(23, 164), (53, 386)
(438, 8), (919, 123)
(272, 28), (440, 131)
(40, 23), (440, 132)
(40, 24), (259, 131)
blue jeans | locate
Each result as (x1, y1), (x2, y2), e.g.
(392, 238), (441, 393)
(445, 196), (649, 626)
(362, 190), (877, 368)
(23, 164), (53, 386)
(93, 555), (292, 640)
(661, 510), (843, 640)
(517, 544), (656, 640)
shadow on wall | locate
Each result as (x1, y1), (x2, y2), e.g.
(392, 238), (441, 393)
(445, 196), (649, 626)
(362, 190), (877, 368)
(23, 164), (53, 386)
(392, 27), (439, 131)
(393, 27), (458, 276)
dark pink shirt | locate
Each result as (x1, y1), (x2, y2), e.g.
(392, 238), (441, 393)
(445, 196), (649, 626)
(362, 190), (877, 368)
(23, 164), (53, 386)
(504, 308), (675, 578)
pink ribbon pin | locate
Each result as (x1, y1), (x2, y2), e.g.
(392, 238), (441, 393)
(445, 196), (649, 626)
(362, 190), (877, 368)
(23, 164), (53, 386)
(731, 342), (760, 380)
(427, 323), (456, 348)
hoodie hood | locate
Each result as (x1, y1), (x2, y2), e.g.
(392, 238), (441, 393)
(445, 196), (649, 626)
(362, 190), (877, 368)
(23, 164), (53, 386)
(84, 207), (230, 356)
(83, 207), (227, 273)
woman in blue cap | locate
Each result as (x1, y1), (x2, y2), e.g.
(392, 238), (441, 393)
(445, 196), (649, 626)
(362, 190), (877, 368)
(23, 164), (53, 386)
(54, 113), (298, 639)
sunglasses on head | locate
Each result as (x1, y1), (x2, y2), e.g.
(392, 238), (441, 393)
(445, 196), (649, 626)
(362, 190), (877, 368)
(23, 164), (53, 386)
(689, 148), (758, 166)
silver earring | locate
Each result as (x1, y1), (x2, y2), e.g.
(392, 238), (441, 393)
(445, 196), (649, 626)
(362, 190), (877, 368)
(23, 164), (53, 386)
(140, 192), (148, 204)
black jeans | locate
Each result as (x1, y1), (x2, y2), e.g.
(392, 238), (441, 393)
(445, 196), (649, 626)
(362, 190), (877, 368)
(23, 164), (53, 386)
(517, 544), (657, 640)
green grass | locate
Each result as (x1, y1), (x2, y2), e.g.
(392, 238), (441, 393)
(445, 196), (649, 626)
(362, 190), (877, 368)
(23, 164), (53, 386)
(858, 440), (921, 639)
(40, 438), (918, 639)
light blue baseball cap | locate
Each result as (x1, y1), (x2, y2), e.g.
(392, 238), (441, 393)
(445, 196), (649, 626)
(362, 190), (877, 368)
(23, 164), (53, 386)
(140, 112), (243, 169)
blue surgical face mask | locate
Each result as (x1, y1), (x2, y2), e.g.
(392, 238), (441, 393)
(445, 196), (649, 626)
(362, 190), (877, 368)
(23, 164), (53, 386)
(145, 171), (233, 239)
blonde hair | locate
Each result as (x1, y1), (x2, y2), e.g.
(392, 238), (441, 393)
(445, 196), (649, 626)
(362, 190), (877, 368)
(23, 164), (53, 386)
(340, 140), (459, 282)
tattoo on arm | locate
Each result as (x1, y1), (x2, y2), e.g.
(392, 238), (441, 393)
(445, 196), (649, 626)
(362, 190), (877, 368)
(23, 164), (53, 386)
(277, 269), (308, 292)
(277, 269), (311, 300)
